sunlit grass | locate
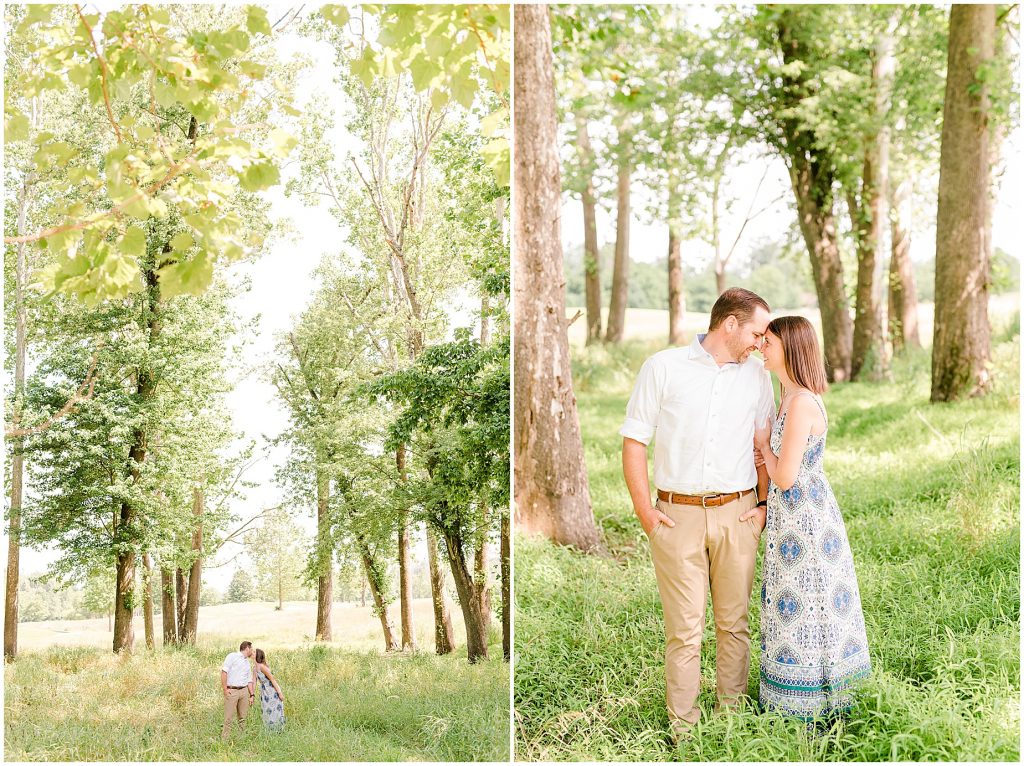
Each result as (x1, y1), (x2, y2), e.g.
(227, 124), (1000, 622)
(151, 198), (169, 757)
(6, 600), (509, 761)
(514, 327), (1019, 761)
(5, 644), (509, 761)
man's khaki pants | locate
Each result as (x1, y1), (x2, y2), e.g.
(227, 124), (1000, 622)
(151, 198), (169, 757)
(222, 687), (251, 739)
(648, 490), (761, 728)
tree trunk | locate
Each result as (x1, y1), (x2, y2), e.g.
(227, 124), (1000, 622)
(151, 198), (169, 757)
(113, 264), (162, 654)
(112, 551), (136, 654)
(577, 115), (603, 345)
(777, 13), (853, 383)
(850, 18), (896, 381)
(141, 554), (155, 650)
(5, 174), (33, 661)
(605, 143), (631, 343)
(712, 176), (727, 296)
(181, 486), (203, 645)
(474, 507), (492, 629)
(500, 508), (510, 662)
(513, 4), (602, 553)
(359, 542), (399, 651)
(442, 524), (489, 663)
(888, 175), (920, 352)
(161, 567), (176, 646)
(314, 468), (333, 641)
(396, 445), (416, 651)
(426, 525), (455, 655)
(174, 568), (187, 639)
(667, 187), (686, 346)
(932, 4), (995, 401)
(360, 579), (367, 608)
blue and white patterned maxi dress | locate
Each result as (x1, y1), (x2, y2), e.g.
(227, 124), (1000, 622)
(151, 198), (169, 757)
(256, 667), (285, 731)
(760, 395), (871, 719)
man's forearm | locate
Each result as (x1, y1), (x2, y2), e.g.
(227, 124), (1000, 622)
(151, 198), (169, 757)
(220, 670), (228, 692)
(756, 463), (769, 502)
(623, 438), (653, 516)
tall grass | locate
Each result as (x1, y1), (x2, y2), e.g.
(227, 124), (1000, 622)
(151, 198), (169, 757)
(515, 334), (1020, 762)
(5, 642), (509, 761)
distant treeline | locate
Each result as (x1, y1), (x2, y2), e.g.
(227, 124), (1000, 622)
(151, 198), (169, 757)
(565, 241), (1019, 312)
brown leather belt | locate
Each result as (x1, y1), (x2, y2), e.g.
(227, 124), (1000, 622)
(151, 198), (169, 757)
(657, 487), (754, 508)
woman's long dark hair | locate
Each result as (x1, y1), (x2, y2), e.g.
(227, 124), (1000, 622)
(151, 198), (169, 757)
(254, 648), (266, 664)
(768, 316), (828, 394)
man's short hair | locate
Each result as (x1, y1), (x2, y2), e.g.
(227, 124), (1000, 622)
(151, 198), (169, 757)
(708, 287), (770, 330)
(239, 640), (252, 652)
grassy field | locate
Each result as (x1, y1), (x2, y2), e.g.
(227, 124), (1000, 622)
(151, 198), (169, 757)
(6, 599), (510, 761)
(17, 597), (469, 654)
(515, 306), (1020, 761)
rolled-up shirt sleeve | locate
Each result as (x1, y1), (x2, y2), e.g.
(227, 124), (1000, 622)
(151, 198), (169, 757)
(756, 368), (775, 429)
(620, 357), (661, 445)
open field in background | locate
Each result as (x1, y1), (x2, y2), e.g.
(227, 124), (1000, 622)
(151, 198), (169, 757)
(515, 299), (1020, 761)
(17, 597), (467, 655)
(7, 598), (509, 761)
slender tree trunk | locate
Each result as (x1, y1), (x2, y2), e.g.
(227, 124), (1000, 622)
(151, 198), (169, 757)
(142, 554), (155, 650)
(314, 468), (333, 641)
(851, 18), (896, 381)
(471, 524), (491, 630)
(181, 486), (203, 645)
(396, 445), (416, 651)
(888, 174), (920, 351)
(442, 524), (489, 663)
(426, 525), (455, 655)
(605, 143), (631, 343)
(577, 115), (603, 344)
(114, 264), (162, 654)
(359, 542), (399, 651)
(175, 567), (187, 638)
(513, 3), (602, 552)
(500, 508), (510, 662)
(161, 567), (176, 646)
(932, 4), (995, 401)
(667, 187), (686, 346)
(712, 177), (728, 295)
(777, 12), (853, 382)
(5, 174), (33, 661)
(360, 579), (367, 608)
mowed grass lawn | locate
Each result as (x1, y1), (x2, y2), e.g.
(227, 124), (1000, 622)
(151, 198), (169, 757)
(515, 307), (1020, 762)
(6, 599), (510, 761)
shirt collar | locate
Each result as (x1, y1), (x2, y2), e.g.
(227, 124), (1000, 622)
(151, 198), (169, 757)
(690, 332), (742, 368)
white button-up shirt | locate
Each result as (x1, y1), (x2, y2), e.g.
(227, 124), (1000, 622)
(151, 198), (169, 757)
(222, 651), (252, 687)
(620, 335), (775, 494)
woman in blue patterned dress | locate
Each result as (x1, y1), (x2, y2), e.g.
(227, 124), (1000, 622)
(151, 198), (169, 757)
(753, 316), (871, 720)
(253, 649), (286, 731)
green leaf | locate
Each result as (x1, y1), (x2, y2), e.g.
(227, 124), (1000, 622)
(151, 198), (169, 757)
(269, 128), (297, 158)
(157, 253), (214, 297)
(450, 68), (478, 109)
(246, 6), (272, 36)
(5, 112), (29, 142)
(322, 5), (351, 28)
(239, 160), (280, 191)
(430, 88), (450, 111)
(120, 226), (147, 257)
(170, 232), (194, 251)
(481, 137), (509, 188)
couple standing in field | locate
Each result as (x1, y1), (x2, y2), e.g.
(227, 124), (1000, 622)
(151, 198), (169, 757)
(621, 287), (871, 741)
(220, 641), (286, 739)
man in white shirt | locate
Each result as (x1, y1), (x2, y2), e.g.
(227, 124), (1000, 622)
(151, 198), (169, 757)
(220, 640), (255, 740)
(621, 287), (774, 739)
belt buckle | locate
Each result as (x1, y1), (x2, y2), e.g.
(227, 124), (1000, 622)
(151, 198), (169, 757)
(701, 494), (710, 509)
